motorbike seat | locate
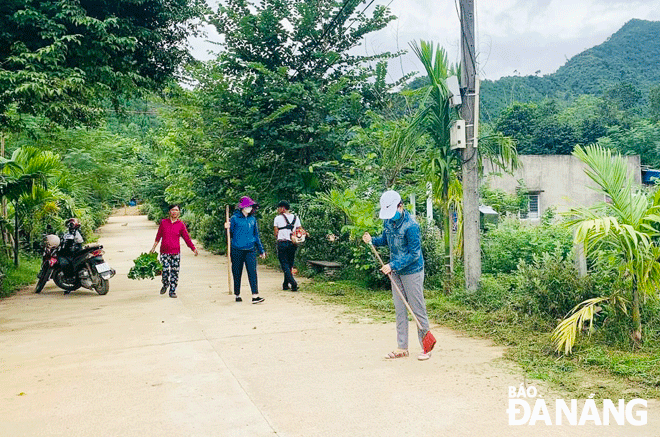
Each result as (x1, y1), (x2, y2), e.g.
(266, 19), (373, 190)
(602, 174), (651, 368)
(58, 245), (103, 269)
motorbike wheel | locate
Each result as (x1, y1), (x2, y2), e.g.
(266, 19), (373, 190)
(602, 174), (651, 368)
(94, 278), (110, 296)
(53, 270), (81, 292)
(34, 262), (50, 294)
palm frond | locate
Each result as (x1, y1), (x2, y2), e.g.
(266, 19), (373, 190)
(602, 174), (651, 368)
(552, 297), (610, 355)
(478, 128), (520, 174)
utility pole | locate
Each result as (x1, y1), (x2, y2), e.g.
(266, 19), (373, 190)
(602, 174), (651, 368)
(459, 0), (481, 291)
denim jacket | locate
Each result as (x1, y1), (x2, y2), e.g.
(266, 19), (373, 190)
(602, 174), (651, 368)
(371, 210), (424, 275)
(230, 210), (265, 253)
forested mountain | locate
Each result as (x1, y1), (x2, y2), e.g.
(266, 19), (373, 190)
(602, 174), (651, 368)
(481, 19), (660, 121)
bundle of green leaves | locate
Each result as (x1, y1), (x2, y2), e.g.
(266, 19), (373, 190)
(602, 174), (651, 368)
(128, 252), (163, 280)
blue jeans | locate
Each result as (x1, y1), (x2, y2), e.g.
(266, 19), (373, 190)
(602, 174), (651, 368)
(231, 248), (258, 295)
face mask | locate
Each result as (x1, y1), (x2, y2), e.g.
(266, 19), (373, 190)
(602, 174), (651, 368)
(392, 210), (401, 221)
(243, 207), (253, 214)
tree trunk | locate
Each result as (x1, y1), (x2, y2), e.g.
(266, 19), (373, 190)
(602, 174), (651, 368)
(441, 180), (451, 277)
(442, 207), (451, 275)
(14, 200), (19, 267)
(631, 278), (642, 343)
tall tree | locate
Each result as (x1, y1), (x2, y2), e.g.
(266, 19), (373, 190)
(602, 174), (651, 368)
(494, 101), (579, 155)
(200, 0), (402, 202)
(0, 0), (205, 128)
(598, 121), (660, 168)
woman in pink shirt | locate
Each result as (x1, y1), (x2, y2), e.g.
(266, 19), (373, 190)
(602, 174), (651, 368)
(150, 205), (198, 298)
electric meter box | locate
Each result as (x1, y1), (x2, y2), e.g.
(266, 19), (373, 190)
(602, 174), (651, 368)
(450, 119), (466, 149)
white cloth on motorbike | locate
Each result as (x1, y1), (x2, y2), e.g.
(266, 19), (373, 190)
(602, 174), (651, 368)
(62, 230), (84, 244)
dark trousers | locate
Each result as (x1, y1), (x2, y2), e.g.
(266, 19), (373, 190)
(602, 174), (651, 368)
(277, 241), (297, 290)
(231, 248), (258, 295)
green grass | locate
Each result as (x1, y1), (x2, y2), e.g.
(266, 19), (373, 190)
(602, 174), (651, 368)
(304, 276), (660, 400)
(0, 255), (42, 298)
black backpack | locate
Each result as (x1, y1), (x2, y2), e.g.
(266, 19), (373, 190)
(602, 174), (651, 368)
(277, 213), (297, 231)
(278, 214), (306, 245)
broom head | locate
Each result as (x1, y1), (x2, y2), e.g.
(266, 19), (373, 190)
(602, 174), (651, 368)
(422, 330), (436, 354)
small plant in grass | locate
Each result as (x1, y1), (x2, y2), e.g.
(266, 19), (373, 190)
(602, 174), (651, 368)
(128, 252), (163, 280)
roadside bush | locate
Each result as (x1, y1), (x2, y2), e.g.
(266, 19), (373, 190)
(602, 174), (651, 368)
(258, 195), (454, 290)
(140, 202), (164, 222)
(453, 273), (517, 312)
(280, 200), (347, 266)
(285, 197), (388, 287)
(511, 250), (597, 321)
(638, 299), (660, 349)
(418, 220), (447, 289)
(185, 211), (227, 254)
(481, 217), (573, 274)
(452, 250), (596, 326)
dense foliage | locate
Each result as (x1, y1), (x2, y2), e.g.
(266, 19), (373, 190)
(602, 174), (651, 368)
(0, 0), (205, 128)
(0, 0), (203, 280)
(481, 218), (573, 275)
(136, 0), (411, 252)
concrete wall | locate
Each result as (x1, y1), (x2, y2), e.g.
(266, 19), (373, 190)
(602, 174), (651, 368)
(484, 154), (641, 220)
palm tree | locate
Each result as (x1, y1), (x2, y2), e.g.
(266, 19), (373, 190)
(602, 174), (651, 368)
(408, 41), (459, 274)
(552, 145), (660, 354)
(409, 40), (519, 274)
(2, 147), (60, 266)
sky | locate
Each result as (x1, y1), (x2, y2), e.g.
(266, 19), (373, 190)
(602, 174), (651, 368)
(189, 0), (660, 82)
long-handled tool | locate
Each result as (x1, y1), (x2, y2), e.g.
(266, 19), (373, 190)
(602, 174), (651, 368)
(368, 242), (436, 354)
(226, 205), (233, 295)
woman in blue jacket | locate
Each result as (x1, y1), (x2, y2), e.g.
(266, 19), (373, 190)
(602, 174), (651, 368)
(362, 190), (431, 361)
(227, 196), (266, 304)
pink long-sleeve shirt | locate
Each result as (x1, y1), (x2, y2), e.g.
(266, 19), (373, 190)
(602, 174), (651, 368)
(155, 219), (196, 255)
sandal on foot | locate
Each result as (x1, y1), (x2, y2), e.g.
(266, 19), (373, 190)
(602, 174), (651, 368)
(385, 350), (409, 359)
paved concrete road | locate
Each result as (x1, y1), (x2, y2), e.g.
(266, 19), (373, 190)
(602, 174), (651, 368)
(1, 213), (658, 437)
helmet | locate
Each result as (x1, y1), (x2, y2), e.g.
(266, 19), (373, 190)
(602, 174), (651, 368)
(45, 234), (60, 248)
(65, 218), (81, 230)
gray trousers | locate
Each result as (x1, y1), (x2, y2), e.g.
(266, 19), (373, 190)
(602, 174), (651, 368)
(391, 270), (430, 350)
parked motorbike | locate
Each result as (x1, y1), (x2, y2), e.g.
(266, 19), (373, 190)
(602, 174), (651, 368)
(34, 234), (116, 295)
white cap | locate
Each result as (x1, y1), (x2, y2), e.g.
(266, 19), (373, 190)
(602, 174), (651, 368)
(379, 190), (402, 219)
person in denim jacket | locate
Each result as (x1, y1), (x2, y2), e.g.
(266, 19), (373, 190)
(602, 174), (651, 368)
(362, 190), (432, 361)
